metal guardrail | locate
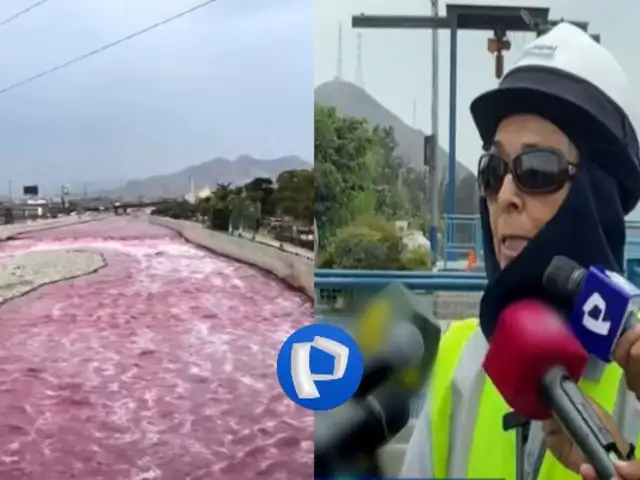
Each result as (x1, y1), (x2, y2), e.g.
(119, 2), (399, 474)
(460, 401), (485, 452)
(315, 269), (485, 279)
(315, 275), (486, 318)
(315, 276), (487, 292)
(626, 238), (640, 261)
(627, 258), (640, 287)
(627, 220), (640, 234)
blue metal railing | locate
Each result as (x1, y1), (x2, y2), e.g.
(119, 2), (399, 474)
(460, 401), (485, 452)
(626, 238), (640, 261)
(627, 258), (640, 286)
(315, 269), (485, 279)
(437, 215), (640, 265)
(627, 220), (640, 237)
(316, 235), (640, 303)
(315, 276), (487, 292)
(443, 214), (482, 263)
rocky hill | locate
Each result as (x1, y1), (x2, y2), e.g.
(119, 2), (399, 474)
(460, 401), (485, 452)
(314, 79), (477, 214)
(100, 155), (311, 200)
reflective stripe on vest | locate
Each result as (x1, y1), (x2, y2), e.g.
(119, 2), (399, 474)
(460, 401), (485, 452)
(429, 319), (640, 480)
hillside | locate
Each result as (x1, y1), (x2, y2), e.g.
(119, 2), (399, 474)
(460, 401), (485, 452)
(101, 155), (311, 200)
(314, 80), (477, 214)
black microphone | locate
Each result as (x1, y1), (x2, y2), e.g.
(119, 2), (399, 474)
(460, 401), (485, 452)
(355, 320), (425, 398)
(314, 322), (426, 463)
(314, 283), (441, 477)
(351, 282), (442, 397)
(314, 381), (413, 476)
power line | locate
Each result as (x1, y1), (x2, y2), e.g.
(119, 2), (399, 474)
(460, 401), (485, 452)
(0, 0), (218, 97)
(0, 0), (51, 30)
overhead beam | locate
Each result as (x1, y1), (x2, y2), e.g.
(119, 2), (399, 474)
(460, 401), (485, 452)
(352, 14), (590, 34)
(352, 15), (450, 30)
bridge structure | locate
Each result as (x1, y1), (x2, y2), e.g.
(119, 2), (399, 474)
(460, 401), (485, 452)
(66, 198), (170, 215)
(111, 200), (167, 215)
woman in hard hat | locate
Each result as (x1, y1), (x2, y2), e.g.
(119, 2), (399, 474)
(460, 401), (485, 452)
(402, 23), (640, 479)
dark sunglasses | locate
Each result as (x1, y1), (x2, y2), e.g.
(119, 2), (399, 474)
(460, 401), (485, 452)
(477, 147), (577, 197)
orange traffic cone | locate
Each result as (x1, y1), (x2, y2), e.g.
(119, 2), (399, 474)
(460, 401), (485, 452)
(467, 250), (477, 271)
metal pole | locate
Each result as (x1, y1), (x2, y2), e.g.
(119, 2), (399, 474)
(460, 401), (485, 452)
(7, 180), (11, 201)
(428, 0), (440, 264)
(446, 15), (459, 262)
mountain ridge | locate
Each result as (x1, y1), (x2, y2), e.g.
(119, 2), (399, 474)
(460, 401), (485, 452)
(314, 79), (478, 214)
(98, 154), (311, 200)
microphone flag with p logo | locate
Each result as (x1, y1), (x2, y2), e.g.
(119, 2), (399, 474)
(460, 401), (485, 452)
(570, 266), (640, 362)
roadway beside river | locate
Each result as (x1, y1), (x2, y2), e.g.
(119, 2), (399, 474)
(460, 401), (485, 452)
(0, 216), (313, 479)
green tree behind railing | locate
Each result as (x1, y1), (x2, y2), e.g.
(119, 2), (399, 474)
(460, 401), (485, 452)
(315, 104), (432, 269)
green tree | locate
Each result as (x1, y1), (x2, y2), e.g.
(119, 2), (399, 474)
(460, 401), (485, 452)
(244, 177), (276, 223)
(213, 182), (232, 204)
(150, 199), (196, 219)
(272, 169), (314, 224)
(318, 216), (404, 270)
(315, 105), (381, 249)
(400, 246), (431, 270)
(196, 195), (213, 220)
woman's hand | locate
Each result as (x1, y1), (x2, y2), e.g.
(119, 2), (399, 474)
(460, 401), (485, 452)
(580, 461), (640, 479)
(542, 395), (628, 474)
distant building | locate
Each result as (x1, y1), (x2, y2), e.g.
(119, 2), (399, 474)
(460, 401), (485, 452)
(403, 231), (431, 251)
(184, 177), (212, 204)
(393, 220), (430, 251)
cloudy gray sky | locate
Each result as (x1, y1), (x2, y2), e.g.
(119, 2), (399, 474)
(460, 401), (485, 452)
(315, 0), (640, 217)
(0, 0), (312, 195)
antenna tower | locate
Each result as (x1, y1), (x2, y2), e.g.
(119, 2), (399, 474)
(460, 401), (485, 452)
(355, 32), (364, 87)
(335, 23), (343, 80)
(412, 99), (417, 127)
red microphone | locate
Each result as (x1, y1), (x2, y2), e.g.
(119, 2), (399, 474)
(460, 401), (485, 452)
(483, 299), (624, 478)
(483, 300), (587, 419)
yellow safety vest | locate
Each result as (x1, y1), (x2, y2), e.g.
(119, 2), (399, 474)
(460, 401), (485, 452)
(429, 318), (638, 480)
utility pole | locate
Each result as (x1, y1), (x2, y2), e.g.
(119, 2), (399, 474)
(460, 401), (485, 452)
(428, 0), (440, 264)
(7, 180), (11, 201)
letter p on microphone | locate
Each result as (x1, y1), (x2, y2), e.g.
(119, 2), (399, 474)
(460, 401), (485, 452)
(581, 292), (610, 336)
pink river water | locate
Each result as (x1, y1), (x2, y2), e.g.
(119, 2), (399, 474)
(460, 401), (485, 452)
(0, 217), (313, 479)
